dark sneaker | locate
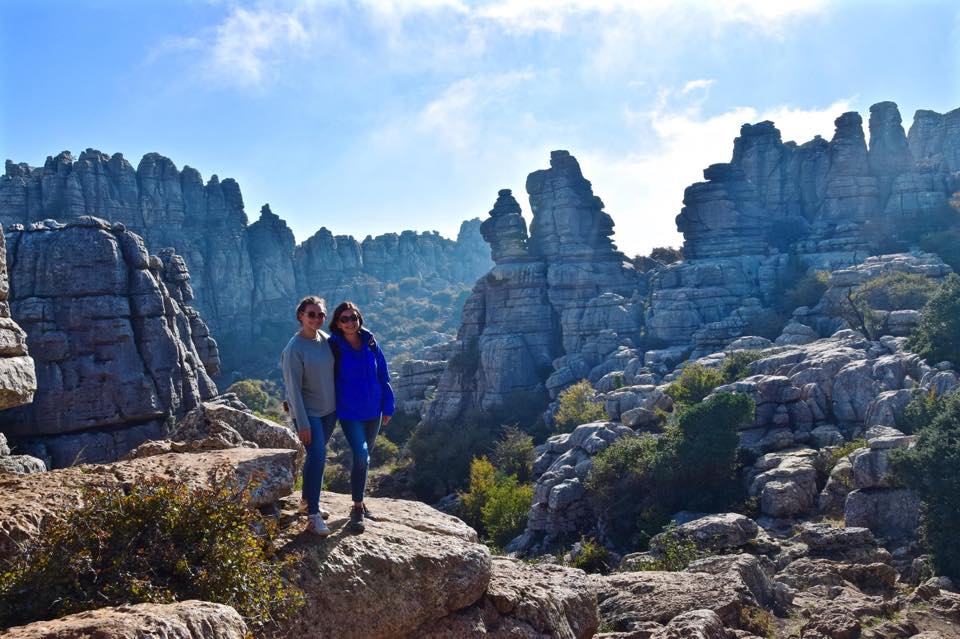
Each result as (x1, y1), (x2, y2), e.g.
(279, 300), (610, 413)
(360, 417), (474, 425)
(362, 504), (376, 521)
(349, 505), (366, 533)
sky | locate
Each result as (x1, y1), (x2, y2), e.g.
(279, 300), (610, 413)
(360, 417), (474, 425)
(2, 1), (959, 257)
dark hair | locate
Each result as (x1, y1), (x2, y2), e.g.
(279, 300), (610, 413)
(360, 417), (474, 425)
(329, 301), (363, 336)
(295, 295), (326, 323)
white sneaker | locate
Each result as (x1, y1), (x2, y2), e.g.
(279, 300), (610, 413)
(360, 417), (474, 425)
(306, 513), (331, 537)
(300, 499), (330, 520)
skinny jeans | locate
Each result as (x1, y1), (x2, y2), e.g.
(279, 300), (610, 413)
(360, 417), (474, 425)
(302, 412), (338, 515)
(340, 417), (382, 503)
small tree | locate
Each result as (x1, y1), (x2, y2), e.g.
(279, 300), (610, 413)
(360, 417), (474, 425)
(458, 457), (496, 533)
(907, 273), (960, 365)
(554, 380), (607, 433)
(890, 392), (960, 579)
(482, 476), (533, 547)
(491, 427), (535, 483)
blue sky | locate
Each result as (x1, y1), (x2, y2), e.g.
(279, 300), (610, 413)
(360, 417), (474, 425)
(2, 1), (958, 256)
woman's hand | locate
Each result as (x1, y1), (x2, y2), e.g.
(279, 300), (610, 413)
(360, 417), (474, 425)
(381, 414), (392, 426)
(299, 428), (311, 446)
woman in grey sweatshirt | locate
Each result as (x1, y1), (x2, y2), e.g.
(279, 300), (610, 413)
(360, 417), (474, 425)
(280, 296), (337, 536)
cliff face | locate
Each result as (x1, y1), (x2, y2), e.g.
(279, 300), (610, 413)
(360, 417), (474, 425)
(0, 152), (492, 378)
(0, 228), (35, 412)
(648, 102), (960, 352)
(0, 217), (218, 467)
(424, 152), (642, 423)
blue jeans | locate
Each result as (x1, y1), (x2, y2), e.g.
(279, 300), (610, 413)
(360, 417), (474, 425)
(302, 413), (338, 515)
(340, 417), (382, 503)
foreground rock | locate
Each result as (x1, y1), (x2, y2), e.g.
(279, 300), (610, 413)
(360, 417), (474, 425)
(0, 447), (296, 563)
(0, 601), (247, 639)
(277, 492), (598, 639)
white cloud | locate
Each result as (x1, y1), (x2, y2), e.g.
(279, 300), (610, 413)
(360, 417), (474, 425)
(578, 95), (853, 256)
(474, 0), (825, 34)
(208, 7), (310, 87)
(682, 79), (715, 94)
(414, 71), (536, 150)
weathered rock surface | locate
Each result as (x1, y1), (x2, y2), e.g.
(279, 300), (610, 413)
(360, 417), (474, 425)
(647, 102), (960, 351)
(0, 601), (248, 639)
(278, 492), (598, 639)
(422, 153), (641, 425)
(0, 447), (296, 563)
(0, 219), (218, 466)
(0, 151), (493, 378)
(510, 421), (635, 553)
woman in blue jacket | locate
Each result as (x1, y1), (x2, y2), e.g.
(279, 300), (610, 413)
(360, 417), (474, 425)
(328, 301), (394, 533)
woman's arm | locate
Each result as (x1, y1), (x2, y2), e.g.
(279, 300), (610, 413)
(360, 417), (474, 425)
(281, 347), (312, 443)
(374, 344), (395, 419)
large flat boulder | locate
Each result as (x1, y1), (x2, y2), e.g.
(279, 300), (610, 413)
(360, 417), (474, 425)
(0, 448), (296, 562)
(279, 492), (493, 639)
(412, 557), (598, 638)
(0, 601), (247, 639)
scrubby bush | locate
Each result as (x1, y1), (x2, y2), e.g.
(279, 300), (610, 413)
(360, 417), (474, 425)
(664, 364), (724, 406)
(907, 273), (960, 365)
(491, 427), (535, 483)
(890, 391), (960, 580)
(407, 416), (498, 501)
(826, 438), (868, 472)
(637, 525), (704, 571)
(554, 380), (607, 433)
(458, 457), (533, 547)
(570, 536), (613, 574)
(782, 270), (830, 312)
(587, 393), (754, 549)
(482, 475), (533, 548)
(649, 246), (683, 264)
(902, 388), (948, 435)
(720, 350), (765, 383)
(225, 379), (286, 422)
(0, 479), (303, 632)
(370, 437), (400, 468)
(857, 271), (938, 311)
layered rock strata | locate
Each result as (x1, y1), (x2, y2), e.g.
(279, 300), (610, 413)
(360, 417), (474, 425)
(0, 226), (35, 413)
(0, 218), (218, 466)
(0, 151), (492, 377)
(422, 153), (641, 423)
(647, 102), (960, 350)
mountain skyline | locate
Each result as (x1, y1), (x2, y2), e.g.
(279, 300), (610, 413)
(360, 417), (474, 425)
(2, 0), (958, 257)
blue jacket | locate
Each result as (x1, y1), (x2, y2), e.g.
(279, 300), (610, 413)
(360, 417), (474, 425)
(329, 328), (395, 421)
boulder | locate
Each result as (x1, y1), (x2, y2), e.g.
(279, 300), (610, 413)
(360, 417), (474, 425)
(651, 513), (758, 553)
(0, 601), (247, 639)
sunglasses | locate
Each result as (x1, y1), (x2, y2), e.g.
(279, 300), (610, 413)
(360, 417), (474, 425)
(304, 311), (325, 319)
(338, 314), (359, 323)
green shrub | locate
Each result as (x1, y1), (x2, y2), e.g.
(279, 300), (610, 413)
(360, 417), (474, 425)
(890, 391), (960, 580)
(482, 474), (533, 548)
(407, 416), (498, 501)
(0, 479), (303, 632)
(554, 380), (607, 433)
(903, 388), (948, 435)
(491, 427), (535, 483)
(907, 273), (960, 365)
(225, 379), (286, 422)
(370, 437), (400, 468)
(664, 364), (725, 406)
(648, 246), (683, 265)
(720, 350), (765, 383)
(587, 393), (754, 550)
(856, 271), (937, 311)
(782, 270), (830, 311)
(459, 457), (497, 532)
(826, 438), (868, 472)
(322, 462), (352, 493)
(570, 536), (613, 574)
(382, 410), (419, 448)
(737, 605), (777, 638)
(636, 524), (703, 571)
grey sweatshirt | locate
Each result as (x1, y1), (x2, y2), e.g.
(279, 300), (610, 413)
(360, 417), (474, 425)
(280, 331), (336, 431)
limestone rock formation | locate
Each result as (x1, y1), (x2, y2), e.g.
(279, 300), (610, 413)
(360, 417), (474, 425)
(421, 153), (641, 424)
(0, 219), (218, 467)
(0, 151), (493, 378)
(648, 102), (960, 351)
(0, 601), (249, 639)
(0, 227), (35, 413)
